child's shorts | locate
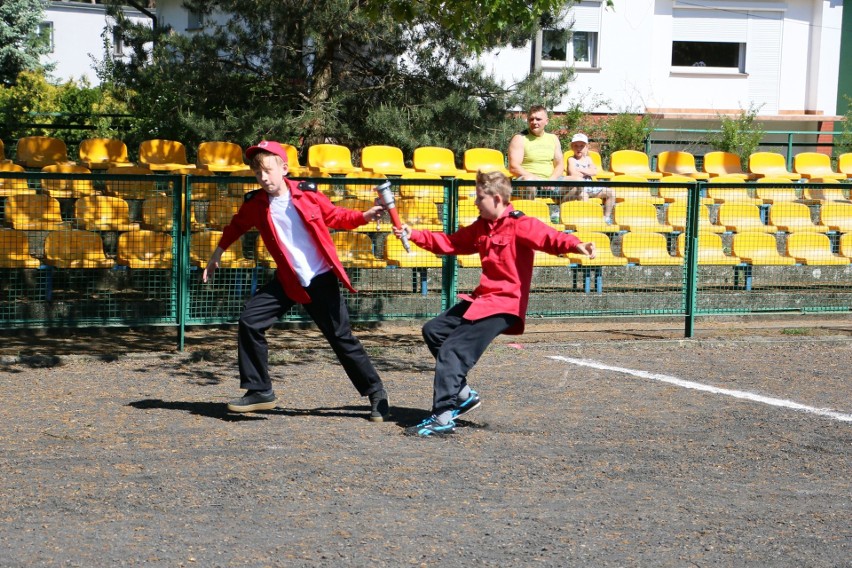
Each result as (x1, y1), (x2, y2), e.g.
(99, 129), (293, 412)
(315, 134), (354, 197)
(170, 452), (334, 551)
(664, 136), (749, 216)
(585, 186), (604, 197)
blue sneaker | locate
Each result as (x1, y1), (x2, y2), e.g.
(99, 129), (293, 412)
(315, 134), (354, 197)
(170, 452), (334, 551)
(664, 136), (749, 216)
(405, 415), (456, 437)
(451, 389), (481, 419)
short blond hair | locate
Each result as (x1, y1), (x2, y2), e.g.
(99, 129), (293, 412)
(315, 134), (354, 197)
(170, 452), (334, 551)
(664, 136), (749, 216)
(476, 169), (512, 202)
(249, 151), (286, 171)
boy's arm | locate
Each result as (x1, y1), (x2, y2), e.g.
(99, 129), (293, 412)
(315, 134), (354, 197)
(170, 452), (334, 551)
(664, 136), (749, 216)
(408, 223), (479, 256)
(317, 191), (378, 230)
(206, 195), (258, 283)
(517, 217), (596, 258)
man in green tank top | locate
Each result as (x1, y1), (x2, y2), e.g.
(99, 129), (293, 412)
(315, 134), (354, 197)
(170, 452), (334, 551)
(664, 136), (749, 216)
(508, 105), (565, 200)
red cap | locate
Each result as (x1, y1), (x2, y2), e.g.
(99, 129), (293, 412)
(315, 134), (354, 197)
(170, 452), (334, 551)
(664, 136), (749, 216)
(245, 140), (289, 165)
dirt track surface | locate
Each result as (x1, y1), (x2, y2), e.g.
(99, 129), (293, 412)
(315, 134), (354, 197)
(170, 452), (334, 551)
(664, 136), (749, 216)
(1, 317), (850, 567)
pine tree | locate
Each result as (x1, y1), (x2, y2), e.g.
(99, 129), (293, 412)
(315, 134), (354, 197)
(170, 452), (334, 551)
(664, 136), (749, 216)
(0, 0), (52, 86)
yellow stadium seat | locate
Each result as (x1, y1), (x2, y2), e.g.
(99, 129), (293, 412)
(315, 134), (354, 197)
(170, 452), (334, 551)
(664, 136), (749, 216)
(0, 229), (41, 268)
(197, 141), (247, 172)
(333, 198), (388, 233)
(227, 168), (261, 196)
(837, 153), (852, 179)
(5, 194), (66, 231)
(0, 163), (34, 197)
(839, 232), (852, 258)
(332, 232), (386, 268)
(189, 230), (254, 269)
(179, 167), (220, 201)
(657, 175), (711, 204)
(511, 199), (564, 230)
(793, 152), (845, 181)
(620, 232), (682, 265)
(588, 150), (614, 181)
(748, 152), (801, 180)
(767, 202), (827, 233)
(361, 145), (415, 176)
(676, 232), (740, 265)
(560, 201), (619, 233)
(610, 174), (664, 204)
(103, 166), (159, 200)
(278, 144), (317, 177)
(0, 139), (10, 164)
(656, 150), (710, 180)
(565, 231), (627, 267)
(44, 229), (114, 268)
(754, 178), (801, 204)
(613, 201), (672, 232)
(138, 139), (196, 172)
(457, 200), (481, 228)
(384, 235), (443, 268)
(819, 203), (852, 232)
(705, 178), (763, 205)
(397, 199), (443, 230)
(702, 151), (756, 180)
(116, 230), (173, 269)
(307, 144), (362, 175)
(205, 196), (243, 230)
(343, 171), (386, 201)
(412, 146), (466, 177)
(717, 203), (777, 233)
(801, 182), (850, 205)
(532, 249), (572, 267)
(78, 138), (132, 170)
(40, 164), (97, 199)
(457, 253), (482, 268)
(141, 194), (203, 232)
(666, 202), (724, 234)
(609, 150), (663, 180)
(15, 136), (72, 169)
(398, 172), (445, 203)
(785, 232), (849, 266)
(464, 148), (511, 176)
(731, 232), (794, 265)
(75, 195), (140, 232)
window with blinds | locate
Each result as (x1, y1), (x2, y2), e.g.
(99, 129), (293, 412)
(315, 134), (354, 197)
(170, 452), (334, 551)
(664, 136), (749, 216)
(540, 1), (603, 69)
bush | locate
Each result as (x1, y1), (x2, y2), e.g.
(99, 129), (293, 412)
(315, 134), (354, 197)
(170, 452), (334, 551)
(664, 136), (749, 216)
(707, 104), (765, 165)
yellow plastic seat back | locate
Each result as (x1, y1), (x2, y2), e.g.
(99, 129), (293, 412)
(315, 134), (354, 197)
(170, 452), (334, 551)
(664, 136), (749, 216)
(819, 203), (852, 232)
(839, 232), (852, 258)
(190, 230), (254, 268)
(343, 171), (386, 201)
(754, 179), (800, 203)
(702, 151), (754, 179)
(384, 234), (443, 268)
(307, 144), (362, 174)
(15, 136), (70, 168)
(609, 150), (663, 180)
(511, 199), (563, 230)
(666, 202), (723, 234)
(613, 201), (672, 232)
(768, 202), (827, 233)
(0, 229), (41, 268)
(142, 194), (201, 232)
(361, 145), (414, 176)
(412, 146), (465, 176)
(731, 231), (795, 265)
(717, 203), (776, 233)
(610, 174), (663, 204)
(748, 152), (801, 180)
(837, 153), (852, 178)
(559, 201), (617, 233)
(78, 138), (131, 170)
(104, 166), (158, 200)
(0, 162), (33, 197)
(5, 193), (66, 230)
(463, 148), (511, 176)
(656, 151), (709, 180)
(705, 179), (762, 205)
(565, 231), (627, 266)
(588, 150), (613, 180)
(0, 139), (8, 164)
(331, 232), (386, 268)
(197, 141), (246, 172)
(793, 152), (845, 180)
(399, 172), (445, 203)
(676, 232), (739, 265)
(620, 232), (682, 265)
(75, 195), (140, 232)
(44, 229), (114, 268)
(138, 139), (194, 171)
(228, 169), (261, 196)
(786, 232), (849, 265)
(397, 199), (443, 230)
(116, 230), (173, 269)
(40, 164), (96, 198)
(206, 196), (243, 230)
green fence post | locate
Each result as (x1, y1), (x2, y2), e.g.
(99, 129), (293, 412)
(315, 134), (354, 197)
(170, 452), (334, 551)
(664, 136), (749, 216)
(442, 177), (459, 311)
(177, 175), (189, 351)
(786, 133), (794, 170)
(683, 181), (701, 338)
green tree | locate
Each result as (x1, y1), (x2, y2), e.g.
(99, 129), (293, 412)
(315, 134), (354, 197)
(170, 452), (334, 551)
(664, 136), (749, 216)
(0, 0), (52, 86)
(103, 0), (579, 161)
(707, 104), (765, 165)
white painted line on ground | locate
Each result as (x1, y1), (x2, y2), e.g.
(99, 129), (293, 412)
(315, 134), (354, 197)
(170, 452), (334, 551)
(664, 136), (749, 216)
(549, 356), (852, 423)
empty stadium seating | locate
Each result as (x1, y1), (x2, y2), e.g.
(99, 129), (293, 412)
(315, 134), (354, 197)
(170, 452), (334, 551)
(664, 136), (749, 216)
(5, 193), (67, 231)
(464, 148), (511, 176)
(197, 141), (247, 172)
(0, 229), (41, 268)
(620, 232), (681, 265)
(609, 150), (663, 180)
(75, 195), (140, 232)
(792, 152), (846, 181)
(560, 201), (618, 233)
(613, 202), (673, 232)
(78, 138), (133, 170)
(44, 229), (114, 269)
(15, 136), (72, 169)
(748, 152), (801, 180)
(103, 166), (158, 200)
(656, 150), (709, 180)
(331, 232), (386, 268)
(40, 164), (97, 199)
(412, 147), (466, 177)
(610, 174), (664, 204)
(0, 163), (34, 197)
(116, 230), (174, 269)
(307, 144), (362, 175)
(702, 151), (756, 180)
(767, 202), (827, 233)
(189, 231), (254, 269)
(716, 203), (777, 233)
(138, 139), (196, 171)
(785, 232), (849, 265)
(819, 203), (852, 232)
(676, 232), (740, 265)
(361, 145), (415, 176)
(665, 202), (724, 234)
(731, 232), (794, 265)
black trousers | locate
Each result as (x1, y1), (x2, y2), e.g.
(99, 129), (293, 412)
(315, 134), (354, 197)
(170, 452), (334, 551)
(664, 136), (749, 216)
(237, 271), (384, 397)
(422, 301), (519, 414)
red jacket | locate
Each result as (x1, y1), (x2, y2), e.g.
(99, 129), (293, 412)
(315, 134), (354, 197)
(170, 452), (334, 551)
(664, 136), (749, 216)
(218, 178), (368, 304)
(409, 203), (582, 334)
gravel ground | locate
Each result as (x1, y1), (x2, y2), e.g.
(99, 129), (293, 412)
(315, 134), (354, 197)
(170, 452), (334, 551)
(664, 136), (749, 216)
(0, 317), (850, 567)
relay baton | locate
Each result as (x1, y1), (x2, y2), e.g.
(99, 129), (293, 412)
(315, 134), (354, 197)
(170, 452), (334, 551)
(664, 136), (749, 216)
(375, 181), (410, 253)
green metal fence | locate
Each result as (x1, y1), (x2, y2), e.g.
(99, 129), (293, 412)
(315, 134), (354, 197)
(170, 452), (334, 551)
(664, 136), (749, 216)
(1, 170), (850, 349)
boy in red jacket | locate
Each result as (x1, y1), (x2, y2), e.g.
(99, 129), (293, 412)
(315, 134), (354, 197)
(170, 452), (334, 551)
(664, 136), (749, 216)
(393, 169), (596, 436)
(203, 140), (390, 421)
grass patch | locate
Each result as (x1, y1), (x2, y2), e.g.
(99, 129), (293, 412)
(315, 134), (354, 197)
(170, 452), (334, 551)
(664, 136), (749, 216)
(781, 328), (811, 336)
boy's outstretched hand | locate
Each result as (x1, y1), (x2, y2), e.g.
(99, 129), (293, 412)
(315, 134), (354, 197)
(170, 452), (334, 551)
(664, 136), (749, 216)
(575, 241), (597, 259)
(363, 205), (385, 223)
(203, 247), (224, 283)
(392, 223), (411, 240)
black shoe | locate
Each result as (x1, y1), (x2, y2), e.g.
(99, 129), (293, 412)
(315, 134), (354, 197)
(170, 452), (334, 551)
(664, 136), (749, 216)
(227, 390), (277, 413)
(368, 389), (389, 422)
(451, 389), (481, 419)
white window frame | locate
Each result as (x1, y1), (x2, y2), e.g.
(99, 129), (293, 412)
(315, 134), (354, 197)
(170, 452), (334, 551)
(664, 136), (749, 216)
(36, 21), (54, 53)
(537, 0), (603, 71)
(112, 27), (124, 58)
(670, 40), (747, 74)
